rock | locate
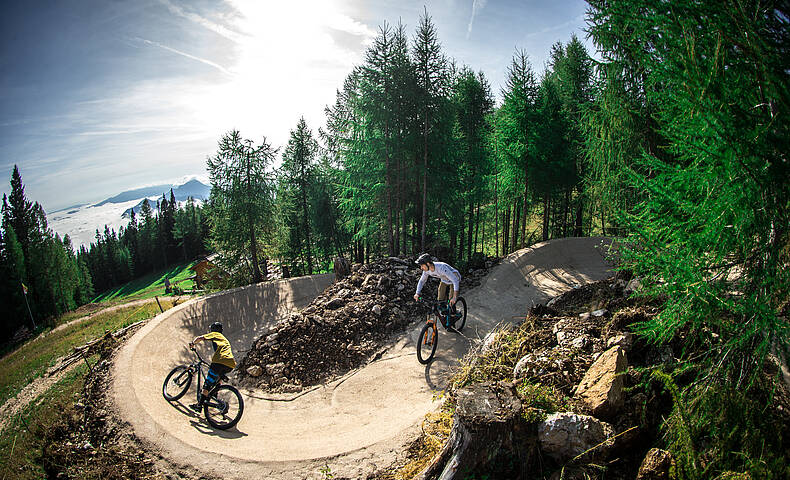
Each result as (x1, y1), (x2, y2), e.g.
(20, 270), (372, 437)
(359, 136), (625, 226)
(372, 305), (382, 315)
(636, 448), (674, 480)
(538, 412), (614, 462)
(337, 288), (351, 298)
(266, 362), (286, 376)
(246, 365), (263, 377)
(571, 335), (590, 349)
(625, 277), (642, 294)
(578, 312), (591, 320)
(606, 333), (634, 350)
(574, 346), (627, 418)
(325, 297), (345, 309)
(592, 309), (609, 317)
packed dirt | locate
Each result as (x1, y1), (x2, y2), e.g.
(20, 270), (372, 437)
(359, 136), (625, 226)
(236, 257), (495, 392)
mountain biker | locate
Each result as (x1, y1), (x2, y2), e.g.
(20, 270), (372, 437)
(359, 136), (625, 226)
(188, 321), (236, 411)
(413, 253), (462, 324)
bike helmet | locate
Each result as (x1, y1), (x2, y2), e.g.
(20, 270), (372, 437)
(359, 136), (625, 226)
(415, 253), (432, 266)
(209, 321), (223, 333)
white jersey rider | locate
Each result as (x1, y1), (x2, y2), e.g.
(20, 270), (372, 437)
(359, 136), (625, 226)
(413, 253), (461, 307)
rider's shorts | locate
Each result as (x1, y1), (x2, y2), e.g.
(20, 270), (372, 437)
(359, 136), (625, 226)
(206, 362), (233, 390)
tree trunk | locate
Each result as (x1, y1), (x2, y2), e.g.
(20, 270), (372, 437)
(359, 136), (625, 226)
(563, 189), (571, 237)
(474, 201), (481, 254)
(521, 184), (528, 248)
(333, 257), (351, 281)
(503, 206), (510, 255)
(542, 194), (550, 241)
(417, 382), (533, 480)
(467, 200), (474, 263)
(385, 121), (394, 257)
(480, 205), (486, 257)
(421, 111), (429, 251)
(459, 219), (465, 264)
(574, 188), (584, 237)
(511, 200), (520, 252)
(494, 127), (499, 258)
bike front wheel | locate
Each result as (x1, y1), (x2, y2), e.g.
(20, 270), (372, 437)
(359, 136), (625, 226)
(162, 365), (193, 401)
(454, 297), (468, 331)
(204, 385), (244, 430)
(416, 322), (438, 364)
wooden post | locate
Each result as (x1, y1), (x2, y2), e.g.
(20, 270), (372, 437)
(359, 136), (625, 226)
(155, 296), (164, 313)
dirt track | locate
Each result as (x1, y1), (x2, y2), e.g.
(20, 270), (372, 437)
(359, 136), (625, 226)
(112, 237), (615, 479)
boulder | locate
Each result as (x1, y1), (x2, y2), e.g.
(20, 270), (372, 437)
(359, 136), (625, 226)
(636, 448), (674, 480)
(325, 297), (345, 309)
(574, 345), (627, 418)
(538, 412), (614, 462)
(372, 305), (382, 315)
(606, 332), (634, 350)
(246, 365), (263, 377)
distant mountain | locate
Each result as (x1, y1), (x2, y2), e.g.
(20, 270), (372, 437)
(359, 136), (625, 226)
(95, 184), (173, 206)
(119, 179), (210, 218)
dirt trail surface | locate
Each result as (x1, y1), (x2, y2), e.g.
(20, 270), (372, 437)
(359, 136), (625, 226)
(112, 237), (615, 479)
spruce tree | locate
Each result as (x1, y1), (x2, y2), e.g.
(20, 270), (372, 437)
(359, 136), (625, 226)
(206, 130), (275, 284)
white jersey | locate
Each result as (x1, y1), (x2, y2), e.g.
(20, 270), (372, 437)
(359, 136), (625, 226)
(415, 261), (461, 295)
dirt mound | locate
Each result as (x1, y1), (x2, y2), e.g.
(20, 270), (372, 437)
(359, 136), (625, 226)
(236, 256), (495, 392)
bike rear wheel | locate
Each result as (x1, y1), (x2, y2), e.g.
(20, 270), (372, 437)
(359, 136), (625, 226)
(453, 297), (468, 331)
(162, 365), (192, 401)
(416, 322), (438, 364)
(204, 385), (244, 430)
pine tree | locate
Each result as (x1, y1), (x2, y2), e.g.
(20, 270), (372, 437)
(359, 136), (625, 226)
(206, 130), (276, 284)
(498, 50), (538, 251)
(278, 117), (319, 274)
(413, 9), (448, 251)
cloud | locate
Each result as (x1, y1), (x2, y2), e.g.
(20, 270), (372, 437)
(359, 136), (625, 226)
(466, 0), (488, 39)
(523, 14), (585, 39)
(157, 0), (246, 44)
(135, 37), (235, 77)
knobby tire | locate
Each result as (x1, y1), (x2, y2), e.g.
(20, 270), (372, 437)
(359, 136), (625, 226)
(204, 385), (244, 430)
(162, 365), (192, 401)
(417, 322), (438, 364)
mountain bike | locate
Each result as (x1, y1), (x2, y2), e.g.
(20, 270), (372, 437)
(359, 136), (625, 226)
(416, 296), (467, 364)
(162, 346), (244, 430)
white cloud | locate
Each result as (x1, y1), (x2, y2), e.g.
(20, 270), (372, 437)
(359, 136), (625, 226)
(136, 37), (235, 77)
(466, 0), (487, 39)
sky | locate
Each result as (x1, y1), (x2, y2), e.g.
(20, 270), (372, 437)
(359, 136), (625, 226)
(0, 0), (594, 212)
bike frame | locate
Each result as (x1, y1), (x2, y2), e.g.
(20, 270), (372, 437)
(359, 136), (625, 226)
(420, 297), (456, 329)
(184, 347), (225, 409)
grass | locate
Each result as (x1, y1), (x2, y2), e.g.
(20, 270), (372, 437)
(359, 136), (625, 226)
(0, 362), (88, 480)
(91, 261), (197, 304)
(0, 299), (178, 407)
